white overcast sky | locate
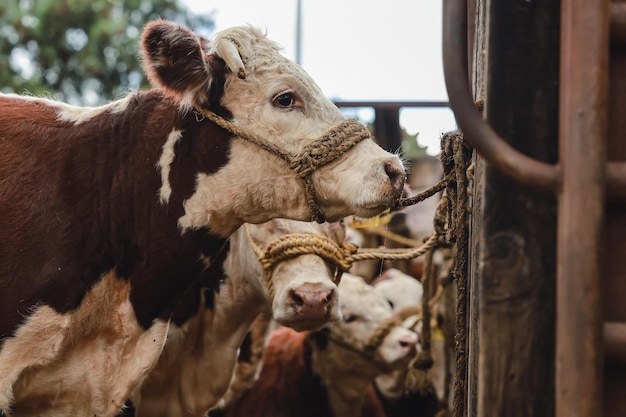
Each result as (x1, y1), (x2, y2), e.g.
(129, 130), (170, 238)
(182, 0), (456, 155)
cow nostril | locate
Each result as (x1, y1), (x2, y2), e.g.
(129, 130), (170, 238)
(320, 289), (334, 305)
(384, 161), (406, 188)
(290, 290), (304, 307)
(399, 340), (411, 348)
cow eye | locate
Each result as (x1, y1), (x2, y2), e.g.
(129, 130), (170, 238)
(274, 92), (294, 108)
(343, 314), (359, 323)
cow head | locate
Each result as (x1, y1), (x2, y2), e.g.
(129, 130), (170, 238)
(372, 268), (424, 312)
(314, 273), (418, 372)
(140, 20), (406, 236)
(227, 219), (348, 331)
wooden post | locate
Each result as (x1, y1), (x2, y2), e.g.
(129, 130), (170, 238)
(470, 0), (561, 416)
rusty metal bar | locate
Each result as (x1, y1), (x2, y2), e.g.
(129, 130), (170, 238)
(333, 100), (449, 109)
(557, 1), (609, 417)
(442, 0), (561, 193)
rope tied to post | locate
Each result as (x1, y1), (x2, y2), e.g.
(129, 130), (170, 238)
(194, 106), (372, 223)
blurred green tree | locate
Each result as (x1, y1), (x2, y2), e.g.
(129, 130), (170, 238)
(0, 0), (214, 104)
(401, 131), (427, 159)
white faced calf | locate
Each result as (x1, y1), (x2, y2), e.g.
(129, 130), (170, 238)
(372, 268), (443, 416)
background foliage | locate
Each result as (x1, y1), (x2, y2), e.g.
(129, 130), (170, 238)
(0, 0), (214, 104)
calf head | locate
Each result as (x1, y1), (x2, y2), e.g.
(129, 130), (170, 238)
(372, 268), (424, 311)
(316, 274), (419, 372)
(141, 20), (406, 235)
(228, 219), (348, 331)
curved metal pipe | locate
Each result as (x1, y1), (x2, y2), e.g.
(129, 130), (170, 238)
(442, 0), (561, 192)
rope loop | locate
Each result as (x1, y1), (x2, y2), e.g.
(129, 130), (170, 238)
(245, 224), (358, 301)
(258, 233), (359, 283)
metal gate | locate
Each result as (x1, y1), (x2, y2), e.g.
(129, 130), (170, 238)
(443, 0), (626, 416)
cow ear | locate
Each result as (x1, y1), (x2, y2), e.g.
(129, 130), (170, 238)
(140, 19), (213, 104)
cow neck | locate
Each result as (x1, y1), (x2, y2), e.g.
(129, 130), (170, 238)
(193, 106), (372, 223)
(243, 223), (357, 301)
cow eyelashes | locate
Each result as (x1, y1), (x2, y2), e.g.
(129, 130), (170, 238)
(272, 91), (304, 110)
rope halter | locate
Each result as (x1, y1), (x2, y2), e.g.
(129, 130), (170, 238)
(244, 224), (359, 302)
(194, 106), (373, 223)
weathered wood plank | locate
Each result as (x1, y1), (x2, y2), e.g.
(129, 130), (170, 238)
(470, 0), (560, 416)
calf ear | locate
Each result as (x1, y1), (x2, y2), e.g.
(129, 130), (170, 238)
(140, 19), (215, 104)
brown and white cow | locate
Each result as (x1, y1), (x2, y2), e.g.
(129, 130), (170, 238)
(134, 219), (346, 417)
(0, 20), (405, 417)
(213, 274), (419, 417)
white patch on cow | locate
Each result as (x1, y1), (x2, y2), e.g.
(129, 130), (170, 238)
(0, 272), (169, 417)
(157, 129), (183, 205)
(136, 271), (265, 417)
(177, 142), (311, 237)
(56, 96), (132, 125)
(2, 92), (134, 125)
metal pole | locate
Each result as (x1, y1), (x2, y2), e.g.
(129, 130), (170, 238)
(557, 0), (608, 415)
(295, 0), (302, 65)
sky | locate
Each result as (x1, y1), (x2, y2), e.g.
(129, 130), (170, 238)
(181, 0), (457, 155)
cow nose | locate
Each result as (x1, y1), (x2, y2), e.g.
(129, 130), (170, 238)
(289, 285), (335, 319)
(384, 159), (406, 192)
(398, 332), (418, 353)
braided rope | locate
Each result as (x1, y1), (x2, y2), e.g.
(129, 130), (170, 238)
(245, 224), (437, 303)
(195, 106), (373, 223)
(393, 173), (451, 210)
(260, 234), (358, 276)
(359, 226), (427, 248)
(244, 224), (358, 302)
(348, 233), (438, 262)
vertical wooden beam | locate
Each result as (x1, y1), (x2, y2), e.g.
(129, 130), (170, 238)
(466, 0), (487, 415)
(373, 107), (402, 153)
(556, 0), (608, 416)
(474, 0), (560, 416)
